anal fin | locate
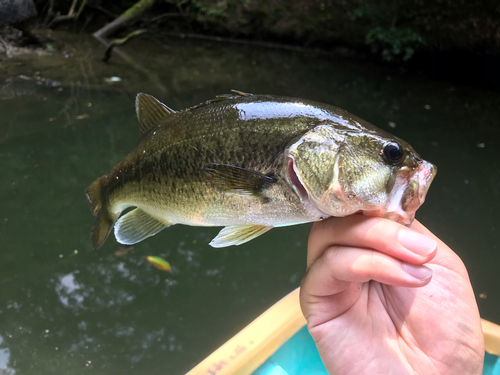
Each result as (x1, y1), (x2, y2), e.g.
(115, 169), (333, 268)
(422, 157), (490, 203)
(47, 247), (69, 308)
(114, 208), (172, 245)
(209, 225), (272, 248)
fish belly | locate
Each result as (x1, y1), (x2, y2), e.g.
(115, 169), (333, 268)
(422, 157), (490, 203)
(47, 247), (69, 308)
(111, 180), (323, 229)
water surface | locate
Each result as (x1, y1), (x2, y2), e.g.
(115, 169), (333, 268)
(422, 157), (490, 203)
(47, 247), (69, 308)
(1, 32), (499, 374)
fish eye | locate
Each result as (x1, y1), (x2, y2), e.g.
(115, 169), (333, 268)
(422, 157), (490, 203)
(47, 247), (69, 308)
(382, 142), (404, 165)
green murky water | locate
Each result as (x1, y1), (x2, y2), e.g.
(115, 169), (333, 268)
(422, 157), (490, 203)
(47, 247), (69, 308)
(1, 33), (499, 374)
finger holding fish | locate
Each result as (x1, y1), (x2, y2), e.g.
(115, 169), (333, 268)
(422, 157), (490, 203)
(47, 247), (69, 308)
(306, 215), (437, 270)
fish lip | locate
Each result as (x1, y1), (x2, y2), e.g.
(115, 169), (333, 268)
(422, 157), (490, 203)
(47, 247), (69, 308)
(417, 161), (437, 202)
(384, 160), (437, 225)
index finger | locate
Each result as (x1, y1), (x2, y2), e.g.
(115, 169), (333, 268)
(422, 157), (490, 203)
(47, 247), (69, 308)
(307, 215), (437, 270)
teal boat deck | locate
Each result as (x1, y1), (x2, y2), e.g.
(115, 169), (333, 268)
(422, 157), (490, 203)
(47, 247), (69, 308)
(253, 326), (500, 375)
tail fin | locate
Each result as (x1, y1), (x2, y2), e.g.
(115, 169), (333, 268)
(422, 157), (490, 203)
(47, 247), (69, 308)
(85, 176), (116, 249)
(86, 177), (103, 216)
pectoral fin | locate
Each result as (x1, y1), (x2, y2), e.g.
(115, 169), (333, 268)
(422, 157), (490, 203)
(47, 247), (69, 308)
(209, 225), (272, 248)
(203, 164), (277, 202)
(114, 208), (172, 245)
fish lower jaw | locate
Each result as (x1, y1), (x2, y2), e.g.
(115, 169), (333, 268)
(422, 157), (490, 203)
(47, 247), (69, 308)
(417, 161), (437, 202)
(379, 161), (436, 227)
(385, 209), (414, 226)
(362, 208), (414, 226)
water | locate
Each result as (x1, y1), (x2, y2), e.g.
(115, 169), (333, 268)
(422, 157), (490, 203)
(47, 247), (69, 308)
(1, 31), (499, 374)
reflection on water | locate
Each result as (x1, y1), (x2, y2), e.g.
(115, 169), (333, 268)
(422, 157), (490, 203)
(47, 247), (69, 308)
(0, 335), (15, 375)
(56, 272), (85, 307)
(0, 32), (499, 374)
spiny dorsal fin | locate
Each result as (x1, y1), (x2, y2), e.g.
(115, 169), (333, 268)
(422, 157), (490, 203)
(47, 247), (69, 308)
(229, 89), (252, 97)
(210, 89), (253, 102)
(210, 225), (272, 248)
(203, 163), (277, 202)
(187, 90), (254, 111)
(114, 208), (172, 245)
(136, 93), (176, 135)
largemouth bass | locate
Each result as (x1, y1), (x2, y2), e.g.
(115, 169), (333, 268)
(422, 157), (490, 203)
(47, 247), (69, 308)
(86, 90), (436, 248)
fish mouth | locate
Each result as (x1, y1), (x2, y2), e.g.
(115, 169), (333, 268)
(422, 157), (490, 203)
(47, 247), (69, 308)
(287, 153), (437, 225)
(385, 161), (437, 226)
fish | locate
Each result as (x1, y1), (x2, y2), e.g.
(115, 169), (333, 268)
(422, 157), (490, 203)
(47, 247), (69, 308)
(86, 90), (436, 249)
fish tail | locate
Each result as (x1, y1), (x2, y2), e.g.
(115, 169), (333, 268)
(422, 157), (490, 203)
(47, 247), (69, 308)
(86, 176), (104, 215)
(86, 176), (117, 249)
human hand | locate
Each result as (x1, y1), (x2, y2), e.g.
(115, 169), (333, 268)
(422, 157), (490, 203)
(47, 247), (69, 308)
(300, 216), (484, 374)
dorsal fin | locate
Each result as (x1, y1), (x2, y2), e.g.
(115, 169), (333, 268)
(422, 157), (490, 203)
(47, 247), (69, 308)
(229, 89), (252, 97)
(210, 89), (253, 101)
(135, 93), (176, 135)
(188, 90), (254, 111)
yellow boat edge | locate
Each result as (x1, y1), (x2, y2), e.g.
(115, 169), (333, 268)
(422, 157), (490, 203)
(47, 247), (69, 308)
(483, 319), (500, 356)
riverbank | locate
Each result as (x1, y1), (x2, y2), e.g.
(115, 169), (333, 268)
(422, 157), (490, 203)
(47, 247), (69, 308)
(1, 1), (499, 90)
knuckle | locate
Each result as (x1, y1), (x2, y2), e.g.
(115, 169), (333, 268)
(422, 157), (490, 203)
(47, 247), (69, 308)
(323, 245), (343, 266)
(364, 218), (399, 249)
(369, 250), (384, 269)
(308, 221), (323, 243)
(311, 217), (336, 235)
(308, 218), (340, 249)
(364, 217), (387, 237)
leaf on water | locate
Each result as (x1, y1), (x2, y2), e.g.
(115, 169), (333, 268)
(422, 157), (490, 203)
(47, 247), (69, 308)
(114, 245), (133, 257)
(144, 256), (172, 272)
(104, 76), (122, 84)
(75, 114), (89, 120)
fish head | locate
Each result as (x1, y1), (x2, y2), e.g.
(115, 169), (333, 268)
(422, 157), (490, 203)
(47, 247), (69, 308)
(286, 124), (437, 225)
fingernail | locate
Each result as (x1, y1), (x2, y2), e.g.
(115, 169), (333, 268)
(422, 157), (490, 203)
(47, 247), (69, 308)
(402, 264), (433, 281)
(398, 229), (437, 256)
